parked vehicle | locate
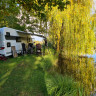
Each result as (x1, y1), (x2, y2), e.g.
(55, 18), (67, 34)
(0, 27), (33, 57)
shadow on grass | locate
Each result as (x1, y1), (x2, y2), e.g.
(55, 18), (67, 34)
(0, 55), (48, 96)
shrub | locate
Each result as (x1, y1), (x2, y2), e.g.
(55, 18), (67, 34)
(45, 73), (84, 96)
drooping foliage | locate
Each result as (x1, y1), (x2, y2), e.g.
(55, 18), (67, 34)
(47, 0), (95, 94)
(48, 0), (95, 55)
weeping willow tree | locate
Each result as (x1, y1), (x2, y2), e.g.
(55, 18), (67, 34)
(47, 0), (95, 94)
(48, 0), (95, 56)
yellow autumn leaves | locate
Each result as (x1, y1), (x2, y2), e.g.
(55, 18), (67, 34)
(47, 0), (95, 55)
(47, 0), (95, 94)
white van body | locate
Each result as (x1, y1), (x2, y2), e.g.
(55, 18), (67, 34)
(0, 27), (33, 56)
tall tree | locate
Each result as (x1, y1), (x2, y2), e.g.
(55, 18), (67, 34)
(48, 0), (95, 93)
(17, 0), (70, 33)
(48, 0), (94, 55)
(0, 0), (20, 27)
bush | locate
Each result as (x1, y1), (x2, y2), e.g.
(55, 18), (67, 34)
(45, 73), (84, 96)
(41, 55), (53, 71)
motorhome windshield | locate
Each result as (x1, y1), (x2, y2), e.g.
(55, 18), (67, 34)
(0, 31), (2, 47)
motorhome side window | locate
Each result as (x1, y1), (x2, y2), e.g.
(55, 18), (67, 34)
(16, 37), (21, 42)
(6, 32), (10, 36)
(7, 42), (11, 47)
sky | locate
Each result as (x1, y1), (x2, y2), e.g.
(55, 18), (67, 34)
(92, 0), (96, 14)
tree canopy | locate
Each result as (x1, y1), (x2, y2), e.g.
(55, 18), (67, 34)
(17, 0), (70, 21)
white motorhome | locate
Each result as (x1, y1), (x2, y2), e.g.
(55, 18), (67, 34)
(0, 27), (33, 57)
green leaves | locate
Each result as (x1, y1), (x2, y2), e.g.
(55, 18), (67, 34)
(17, 0), (70, 21)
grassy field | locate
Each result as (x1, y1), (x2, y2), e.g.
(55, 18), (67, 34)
(0, 52), (84, 96)
(0, 55), (47, 96)
(0, 53), (56, 96)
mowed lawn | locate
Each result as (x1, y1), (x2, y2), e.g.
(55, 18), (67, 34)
(0, 54), (54, 96)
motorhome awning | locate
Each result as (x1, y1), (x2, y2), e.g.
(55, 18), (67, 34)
(16, 30), (32, 35)
(16, 30), (46, 39)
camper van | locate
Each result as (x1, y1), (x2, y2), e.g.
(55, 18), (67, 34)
(0, 27), (33, 57)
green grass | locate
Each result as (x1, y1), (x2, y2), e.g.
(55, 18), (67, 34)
(0, 55), (48, 96)
(45, 73), (85, 96)
(0, 53), (85, 96)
